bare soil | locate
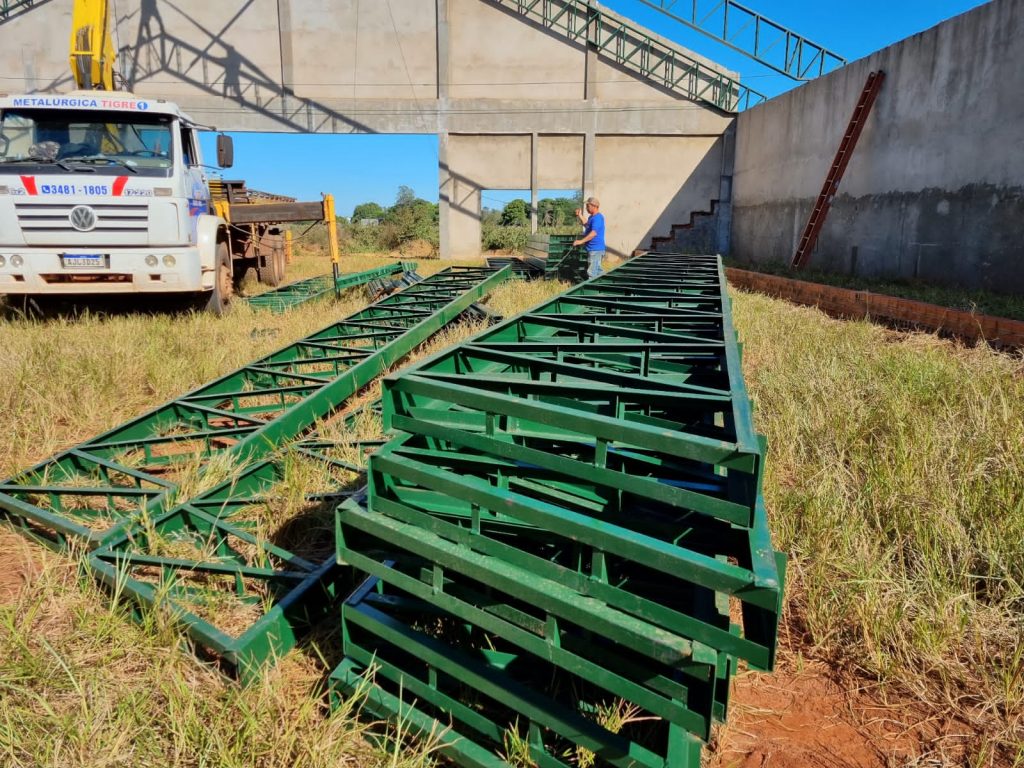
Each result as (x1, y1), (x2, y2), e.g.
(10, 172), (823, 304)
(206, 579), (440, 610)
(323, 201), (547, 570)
(708, 646), (977, 768)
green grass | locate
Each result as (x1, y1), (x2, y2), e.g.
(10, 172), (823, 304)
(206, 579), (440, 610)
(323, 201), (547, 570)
(725, 257), (1024, 322)
(732, 288), (1024, 763)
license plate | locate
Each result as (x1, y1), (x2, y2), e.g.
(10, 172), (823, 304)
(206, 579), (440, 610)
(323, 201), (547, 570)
(62, 254), (106, 269)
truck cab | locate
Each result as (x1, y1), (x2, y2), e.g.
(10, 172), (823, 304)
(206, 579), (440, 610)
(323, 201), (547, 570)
(0, 91), (232, 310)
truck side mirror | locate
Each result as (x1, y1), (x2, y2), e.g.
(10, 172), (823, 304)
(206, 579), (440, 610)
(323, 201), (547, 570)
(216, 134), (234, 168)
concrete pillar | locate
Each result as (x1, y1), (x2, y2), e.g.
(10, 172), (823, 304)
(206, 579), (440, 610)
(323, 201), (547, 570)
(276, 0), (295, 114)
(530, 132), (539, 234)
(583, 38), (597, 200)
(436, 0), (450, 100)
(450, 178), (482, 258)
(439, 132), (452, 260)
(583, 131), (596, 200)
(436, 0), (452, 257)
(716, 120), (736, 255)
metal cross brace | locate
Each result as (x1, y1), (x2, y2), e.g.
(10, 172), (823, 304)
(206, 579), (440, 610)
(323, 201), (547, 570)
(0, 265), (510, 550)
(243, 261), (417, 313)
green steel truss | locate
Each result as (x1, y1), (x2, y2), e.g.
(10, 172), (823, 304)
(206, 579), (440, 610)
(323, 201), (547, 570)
(487, 0), (766, 111)
(636, 0), (846, 80)
(243, 262), (418, 313)
(332, 253), (784, 766)
(0, 0), (35, 21)
(0, 266), (510, 550)
(85, 399), (388, 680)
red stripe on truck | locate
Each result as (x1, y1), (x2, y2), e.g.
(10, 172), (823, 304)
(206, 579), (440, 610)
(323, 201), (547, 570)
(20, 176), (37, 195)
(112, 176), (129, 196)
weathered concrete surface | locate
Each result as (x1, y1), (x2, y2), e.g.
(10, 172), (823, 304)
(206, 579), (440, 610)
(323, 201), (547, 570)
(731, 0), (1024, 294)
(0, 0), (737, 258)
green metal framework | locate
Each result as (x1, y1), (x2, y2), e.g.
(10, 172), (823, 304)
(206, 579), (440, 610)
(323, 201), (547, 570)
(244, 262), (417, 313)
(488, 236), (587, 283)
(0, 266), (510, 550)
(636, 0), (846, 80)
(488, 0), (766, 111)
(0, 0), (35, 21)
(332, 253), (784, 766)
(85, 398), (390, 680)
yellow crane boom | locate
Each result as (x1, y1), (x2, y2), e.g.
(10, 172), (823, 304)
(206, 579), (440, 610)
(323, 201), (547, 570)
(69, 0), (116, 90)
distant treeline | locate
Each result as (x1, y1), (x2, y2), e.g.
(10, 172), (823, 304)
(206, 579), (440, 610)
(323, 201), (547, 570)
(301, 188), (584, 255)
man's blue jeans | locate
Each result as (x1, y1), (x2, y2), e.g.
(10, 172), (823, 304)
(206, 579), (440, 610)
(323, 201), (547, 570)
(587, 250), (605, 279)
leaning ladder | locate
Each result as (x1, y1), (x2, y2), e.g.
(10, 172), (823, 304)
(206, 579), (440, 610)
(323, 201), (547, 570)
(791, 70), (885, 270)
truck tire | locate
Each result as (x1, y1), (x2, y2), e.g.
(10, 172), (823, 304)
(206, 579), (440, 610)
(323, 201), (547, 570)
(205, 241), (233, 315)
(258, 233), (286, 287)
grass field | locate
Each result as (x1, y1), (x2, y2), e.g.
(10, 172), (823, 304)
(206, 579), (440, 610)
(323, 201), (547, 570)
(0, 250), (1021, 767)
(725, 257), (1024, 322)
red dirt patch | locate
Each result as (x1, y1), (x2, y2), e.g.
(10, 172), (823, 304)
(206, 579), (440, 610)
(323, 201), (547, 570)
(708, 652), (975, 768)
(0, 530), (42, 605)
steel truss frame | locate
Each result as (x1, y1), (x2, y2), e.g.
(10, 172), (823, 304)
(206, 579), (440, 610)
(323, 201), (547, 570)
(243, 261), (418, 313)
(636, 0), (846, 80)
(333, 253), (784, 766)
(488, 0), (766, 111)
(0, 0), (34, 21)
(85, 398), (389, 680)
(0, 266), (510, 551)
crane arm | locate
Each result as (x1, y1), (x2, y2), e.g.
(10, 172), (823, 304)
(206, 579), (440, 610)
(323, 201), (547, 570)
(69, 0), (116, 90)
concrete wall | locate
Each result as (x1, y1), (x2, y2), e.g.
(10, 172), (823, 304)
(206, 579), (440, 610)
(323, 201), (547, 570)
(1, 0), (737, 258)
(731, 0), (1024, 293)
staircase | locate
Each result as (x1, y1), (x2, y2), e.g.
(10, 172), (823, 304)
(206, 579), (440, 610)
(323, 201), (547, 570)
(649, 200), (720, 254)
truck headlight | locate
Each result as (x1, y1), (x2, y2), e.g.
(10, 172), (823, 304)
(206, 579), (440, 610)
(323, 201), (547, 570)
(162, 255), (176, 267)
(10, 255), (23, 268)
(0, 255), (6, 267)
(145, 255), (158, 267)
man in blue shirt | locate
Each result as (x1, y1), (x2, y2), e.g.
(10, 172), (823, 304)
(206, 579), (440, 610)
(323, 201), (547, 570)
(574, 197), (606, 279)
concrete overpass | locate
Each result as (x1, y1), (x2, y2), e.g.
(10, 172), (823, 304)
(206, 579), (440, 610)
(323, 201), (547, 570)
(1, 0), (745, 259)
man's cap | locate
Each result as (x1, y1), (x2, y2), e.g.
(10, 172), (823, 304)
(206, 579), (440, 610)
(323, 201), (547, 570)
(585, 196), (600, 207)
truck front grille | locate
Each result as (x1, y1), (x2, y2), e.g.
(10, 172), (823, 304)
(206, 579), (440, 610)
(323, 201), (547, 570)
(16, 202), (149, 231)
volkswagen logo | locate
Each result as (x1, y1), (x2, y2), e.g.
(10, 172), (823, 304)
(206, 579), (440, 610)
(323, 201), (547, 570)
(69, 205), (97, 232)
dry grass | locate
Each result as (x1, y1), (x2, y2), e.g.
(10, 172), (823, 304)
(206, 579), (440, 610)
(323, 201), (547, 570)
(0, 247), (554, 767)
(0, 551), (392, 768)
(3, 248), (1021, 766)
(732, 288), (1024, 763)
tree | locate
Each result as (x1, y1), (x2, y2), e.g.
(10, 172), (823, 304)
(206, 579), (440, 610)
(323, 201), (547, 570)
(536, 196), (579, 228)
(500, 198), (529, 227)
(351, 201), (384, 222)
(385, 190), (439, 248)
(395, 185), (416, 207)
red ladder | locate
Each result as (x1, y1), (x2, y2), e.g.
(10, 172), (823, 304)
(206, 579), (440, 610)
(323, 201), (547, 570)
(791, 70), (886, 269)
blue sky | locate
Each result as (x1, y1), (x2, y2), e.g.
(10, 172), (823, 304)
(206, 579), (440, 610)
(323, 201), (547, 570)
(198, 0), (988, 218)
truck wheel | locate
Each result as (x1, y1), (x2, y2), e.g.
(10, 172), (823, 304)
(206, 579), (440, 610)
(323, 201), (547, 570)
(205, 241), (233, 315)
(258, 233), (286, 287)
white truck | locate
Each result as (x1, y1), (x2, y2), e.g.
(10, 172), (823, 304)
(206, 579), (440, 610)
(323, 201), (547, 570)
(0, 91), (325, 314)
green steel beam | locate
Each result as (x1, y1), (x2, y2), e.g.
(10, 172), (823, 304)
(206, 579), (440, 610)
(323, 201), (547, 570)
(487, 0), (766, 111)
(0, 265), (510, 550)
(331, 575), (707, 768)
(244, 262), (417, 313)
(333, 252), (784, 767)
(635, 0), (846, 80)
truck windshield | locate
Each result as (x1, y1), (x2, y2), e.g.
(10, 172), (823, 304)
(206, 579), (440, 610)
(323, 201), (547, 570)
(0, 109), (174, 176)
